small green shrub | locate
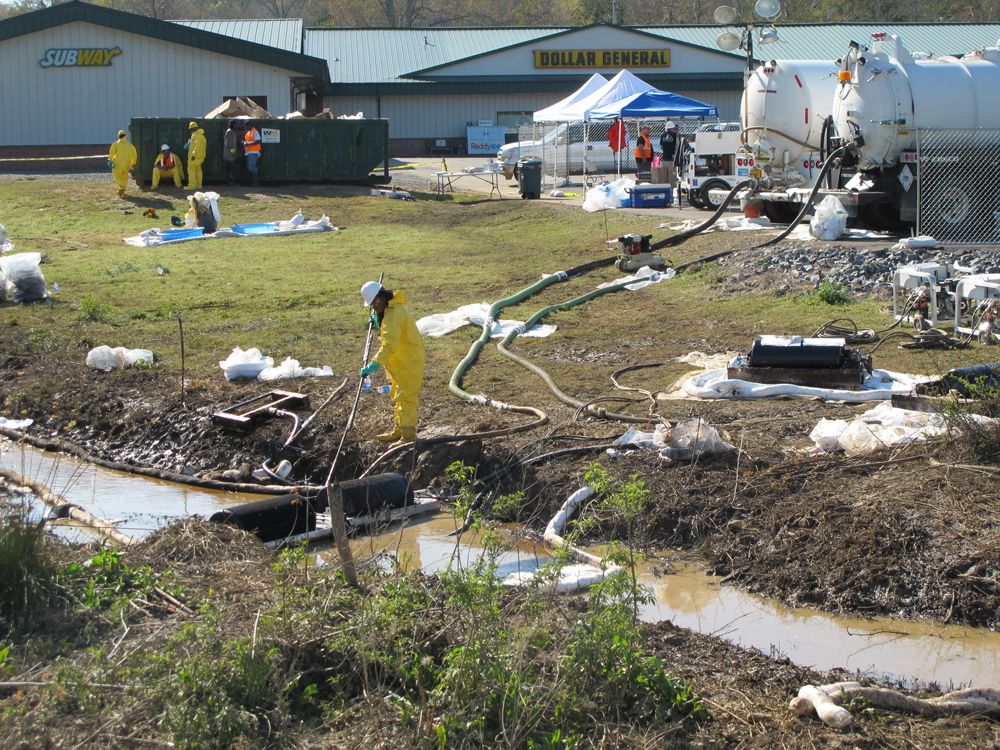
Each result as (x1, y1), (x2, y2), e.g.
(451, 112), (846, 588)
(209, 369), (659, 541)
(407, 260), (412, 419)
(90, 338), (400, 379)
(77, 295), (113, 323)
(815, 280), (849, 305)
(0, 508), (59, 634)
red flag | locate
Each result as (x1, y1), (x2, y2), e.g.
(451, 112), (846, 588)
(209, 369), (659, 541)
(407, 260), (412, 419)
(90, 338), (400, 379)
(607, 119), (626, 153)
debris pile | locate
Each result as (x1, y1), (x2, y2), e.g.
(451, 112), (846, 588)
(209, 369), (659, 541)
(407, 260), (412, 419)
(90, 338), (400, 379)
(717, 245), (1000, 295)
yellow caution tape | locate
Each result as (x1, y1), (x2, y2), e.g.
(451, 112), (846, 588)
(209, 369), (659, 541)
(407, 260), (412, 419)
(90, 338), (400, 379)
(386, 163), (422, 170)
(0, 154), (106, 162)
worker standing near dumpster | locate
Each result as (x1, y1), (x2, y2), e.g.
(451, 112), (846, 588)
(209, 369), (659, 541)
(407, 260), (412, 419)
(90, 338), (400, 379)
(108, 129), (136, 198)
(223, 119), (244, 186)
(184, 121), (206, 190)
(150, 144), (184, 190)
(243, 121), (262, 186)
(359, 281), (426, 444)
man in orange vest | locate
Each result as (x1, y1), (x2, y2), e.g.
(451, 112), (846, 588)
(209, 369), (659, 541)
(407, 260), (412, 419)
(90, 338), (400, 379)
(244, 122), (262, 186)
(634, 124), (653, 176)
(150, 144), (184, 189)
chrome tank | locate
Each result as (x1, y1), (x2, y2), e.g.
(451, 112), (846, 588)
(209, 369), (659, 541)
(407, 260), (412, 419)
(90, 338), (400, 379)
(833, 34), (1000, 170)
(741, 59), (839, 186)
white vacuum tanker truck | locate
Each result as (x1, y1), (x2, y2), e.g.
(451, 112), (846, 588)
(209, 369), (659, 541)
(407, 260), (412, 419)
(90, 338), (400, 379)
(722, 34), (1000, 231)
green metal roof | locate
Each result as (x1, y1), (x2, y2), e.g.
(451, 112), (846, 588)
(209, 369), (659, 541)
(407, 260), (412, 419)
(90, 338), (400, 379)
(304, 27), (548, 84)
(639, 23), (1000, 61)
(171, 18), (304, 54)
(304, 22), (1000, 87)
(0, 1), (328, 80)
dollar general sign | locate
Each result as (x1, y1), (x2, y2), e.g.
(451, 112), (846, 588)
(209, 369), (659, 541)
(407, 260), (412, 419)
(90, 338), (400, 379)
(533, 49), (670, 69)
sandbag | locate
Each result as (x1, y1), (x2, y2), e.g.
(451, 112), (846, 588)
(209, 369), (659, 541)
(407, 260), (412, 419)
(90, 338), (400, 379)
(0, 252), (47, 303)
(809, 195), (847, 240)
(86, 345), (154, 371)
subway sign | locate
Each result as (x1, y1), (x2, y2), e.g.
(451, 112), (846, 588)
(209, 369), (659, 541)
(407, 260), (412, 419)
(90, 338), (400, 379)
(39, 47), (122, 68)
(533, 49), (670, 69)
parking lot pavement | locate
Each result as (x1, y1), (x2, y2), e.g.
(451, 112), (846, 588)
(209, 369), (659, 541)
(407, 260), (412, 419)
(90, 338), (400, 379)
(385, 156), (725, 219)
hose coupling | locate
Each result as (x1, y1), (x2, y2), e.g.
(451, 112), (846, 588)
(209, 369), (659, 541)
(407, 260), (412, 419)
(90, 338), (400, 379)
(469, 394), (490, 406)
(554, 271), (569, 281)
(514, 323), (528, 335)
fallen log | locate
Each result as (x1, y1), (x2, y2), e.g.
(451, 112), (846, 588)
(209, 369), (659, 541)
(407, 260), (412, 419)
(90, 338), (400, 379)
(0, 425), (321, 495)
(791, 681), (1000, 728)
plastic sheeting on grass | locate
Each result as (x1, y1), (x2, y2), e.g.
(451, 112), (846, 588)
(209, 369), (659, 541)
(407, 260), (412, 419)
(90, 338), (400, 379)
(597, 264), (676, 290)
(0, 416), (33, 430)
(125, 212), (337, 247)
(86, 346), (154, 371)
(258, 357), (334, 381)
(683, 367), (932, 402)
(0, 224), (13, 254)
(219, 348), (333, 381)
(417, 303), (557, 339)
(809, 401), (996, 456)
(608, 419), (735, 461)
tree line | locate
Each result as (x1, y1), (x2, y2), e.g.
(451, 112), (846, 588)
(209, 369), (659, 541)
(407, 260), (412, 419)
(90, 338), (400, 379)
(3, 0), (999, 27)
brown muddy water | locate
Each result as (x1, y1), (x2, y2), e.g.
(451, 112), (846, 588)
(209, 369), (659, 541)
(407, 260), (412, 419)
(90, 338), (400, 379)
(5, 440), (1000, 691)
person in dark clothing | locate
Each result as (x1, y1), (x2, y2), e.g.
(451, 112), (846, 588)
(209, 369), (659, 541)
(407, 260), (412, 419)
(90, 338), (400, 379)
(223, 120), (244, 186)
(658, 121), (682, 194)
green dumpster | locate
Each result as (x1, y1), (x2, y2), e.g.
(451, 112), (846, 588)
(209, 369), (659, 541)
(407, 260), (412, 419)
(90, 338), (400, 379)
(130, 117), (389, 186)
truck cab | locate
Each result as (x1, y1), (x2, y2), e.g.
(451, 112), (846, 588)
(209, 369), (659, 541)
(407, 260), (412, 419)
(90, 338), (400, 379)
(683, 122), (746, 210)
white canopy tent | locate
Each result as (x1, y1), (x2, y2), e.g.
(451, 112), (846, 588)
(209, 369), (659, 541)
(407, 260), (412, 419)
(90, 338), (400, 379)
(532, 73), (608, 123)
(531, 70), (656, 186)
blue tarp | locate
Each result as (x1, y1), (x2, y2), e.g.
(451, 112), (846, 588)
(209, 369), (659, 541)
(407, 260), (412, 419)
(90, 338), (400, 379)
(589, 90), (718, 120)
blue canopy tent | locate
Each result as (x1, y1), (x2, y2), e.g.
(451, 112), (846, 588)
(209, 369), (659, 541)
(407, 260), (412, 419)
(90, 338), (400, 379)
(589, 90), (718, 120)
(588, 90), (718, 181)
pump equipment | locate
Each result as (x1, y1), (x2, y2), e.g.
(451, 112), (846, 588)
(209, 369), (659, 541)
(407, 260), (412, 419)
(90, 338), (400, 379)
(614, 233), (667, 272)
(728, 335), (872, 389)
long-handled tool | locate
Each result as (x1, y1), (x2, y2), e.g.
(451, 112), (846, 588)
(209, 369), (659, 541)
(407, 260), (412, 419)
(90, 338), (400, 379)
(319, 271), (384, 587)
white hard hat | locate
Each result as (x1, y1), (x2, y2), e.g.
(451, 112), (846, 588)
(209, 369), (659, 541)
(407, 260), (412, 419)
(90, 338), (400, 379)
(665, 121), (676, 129)
(360, 281), (383, 306)
(160, 143), (170, 151)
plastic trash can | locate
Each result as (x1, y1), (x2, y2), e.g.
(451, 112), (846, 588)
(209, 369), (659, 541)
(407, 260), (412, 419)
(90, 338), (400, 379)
(516, 158), (542, 199)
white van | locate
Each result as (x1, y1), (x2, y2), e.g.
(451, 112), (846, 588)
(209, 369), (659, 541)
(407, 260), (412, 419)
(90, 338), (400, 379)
(497, 122), (622, 179)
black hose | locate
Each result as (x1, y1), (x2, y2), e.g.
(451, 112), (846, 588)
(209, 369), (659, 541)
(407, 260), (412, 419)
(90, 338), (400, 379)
(753, 145), (850, 249)
(649, 180), (752, 252)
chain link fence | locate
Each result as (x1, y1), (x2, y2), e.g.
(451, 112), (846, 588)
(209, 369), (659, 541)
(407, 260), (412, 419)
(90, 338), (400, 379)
(916, 128), (1000, 245)
(517, 120), (704, 192)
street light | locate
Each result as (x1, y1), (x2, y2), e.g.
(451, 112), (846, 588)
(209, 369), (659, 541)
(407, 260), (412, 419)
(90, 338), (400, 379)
(714, 0), (782, 80)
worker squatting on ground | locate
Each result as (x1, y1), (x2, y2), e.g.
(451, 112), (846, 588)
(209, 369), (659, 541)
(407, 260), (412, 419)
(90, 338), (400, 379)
(150, 144), (184, 189)
(108, 129), (136, 198)
(359, 281), (426, 444)
(185, 121), (206, 190)
(243, 123), (262, 186)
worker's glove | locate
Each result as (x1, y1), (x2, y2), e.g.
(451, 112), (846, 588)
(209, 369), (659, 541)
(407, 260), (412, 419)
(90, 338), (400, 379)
(368, 312), (378, 328)
(183, 142), (190, 151)
(359, 361), (380, 378)
(107, 159), (114, 170)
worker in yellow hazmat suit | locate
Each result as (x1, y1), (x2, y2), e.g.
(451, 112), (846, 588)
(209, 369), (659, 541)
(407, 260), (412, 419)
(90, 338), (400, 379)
(184, 121), (207, 190)
(108, 129), (136, 197)
(359, 281), (426, 444)
(150, 144), (184, 189)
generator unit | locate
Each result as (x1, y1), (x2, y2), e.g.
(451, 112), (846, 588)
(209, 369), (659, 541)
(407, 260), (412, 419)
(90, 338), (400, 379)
(727, 335), (872, 389)
(614, 233), (667, 272)
(953, 274), (1000, 342)
(891, 262), (966, 330)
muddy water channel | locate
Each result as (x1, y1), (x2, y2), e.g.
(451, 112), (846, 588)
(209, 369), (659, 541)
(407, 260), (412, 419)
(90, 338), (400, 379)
(6, 441), (1000, 690)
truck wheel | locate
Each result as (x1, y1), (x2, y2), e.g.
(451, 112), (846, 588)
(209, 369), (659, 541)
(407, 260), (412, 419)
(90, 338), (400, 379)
(686, 189), (705, 209)
(700, 179), (730, 211)
(762, 201), (801, 224)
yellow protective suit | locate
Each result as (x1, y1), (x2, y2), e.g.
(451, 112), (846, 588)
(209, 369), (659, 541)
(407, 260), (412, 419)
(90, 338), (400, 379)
(151, 152), (184, 189)
(108, 138), (137, 196)
(185, 128), (207, 190)
(372, 290), (426, 432)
